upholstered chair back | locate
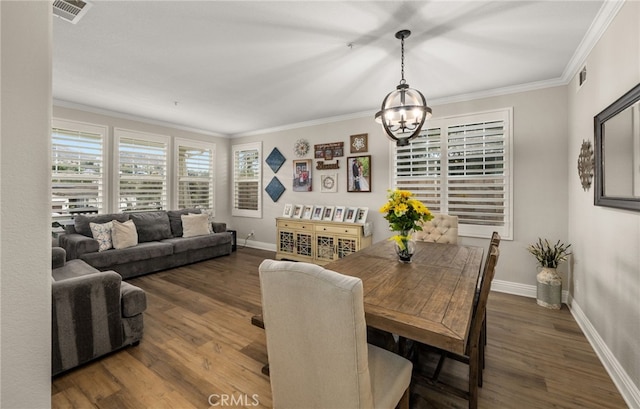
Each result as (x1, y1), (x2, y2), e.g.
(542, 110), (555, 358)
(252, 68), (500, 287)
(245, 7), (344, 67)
(259, 259), (374, 408)
(414, 213), (459, 244)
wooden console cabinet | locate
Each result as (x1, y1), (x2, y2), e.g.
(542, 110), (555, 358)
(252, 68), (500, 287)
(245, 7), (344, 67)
(275, 217), (372, 265)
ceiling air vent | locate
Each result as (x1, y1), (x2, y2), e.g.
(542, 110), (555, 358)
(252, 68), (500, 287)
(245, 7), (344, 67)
(52, 0), (92, 24)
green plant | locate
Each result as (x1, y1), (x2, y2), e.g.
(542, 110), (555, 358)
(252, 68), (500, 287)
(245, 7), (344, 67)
(527, 238), (572, 268)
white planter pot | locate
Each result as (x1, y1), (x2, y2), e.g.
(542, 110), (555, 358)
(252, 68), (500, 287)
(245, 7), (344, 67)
(536, 267), (562, 309)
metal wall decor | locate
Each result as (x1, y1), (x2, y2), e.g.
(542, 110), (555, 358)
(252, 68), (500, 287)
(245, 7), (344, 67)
(294, 139), (310, 157)
(265, 147), (286, 173)
(577, 140), (594, 191)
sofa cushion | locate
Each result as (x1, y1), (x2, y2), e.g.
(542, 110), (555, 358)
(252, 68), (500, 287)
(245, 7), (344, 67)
(167, 208), (201, 237)
(80, 241), (174, 269)
(162, 232), (232, 254)
(74, 213), (130, 238)
(181, 213), (211, 237)
(90, 221), (113, 252)
(52, 259), (101, 281)
(120, 281), (147, 317)
(129, 211), (173, 243)
(112, 220), (139, 250)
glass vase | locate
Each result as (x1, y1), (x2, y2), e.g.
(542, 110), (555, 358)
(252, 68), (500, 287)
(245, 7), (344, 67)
(393, 230), (415, 263)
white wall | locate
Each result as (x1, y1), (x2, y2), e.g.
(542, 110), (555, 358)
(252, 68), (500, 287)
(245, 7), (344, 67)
(0, 2), (52, 408)
(567, 1), (640, 405)
(232, 85), (570, 288)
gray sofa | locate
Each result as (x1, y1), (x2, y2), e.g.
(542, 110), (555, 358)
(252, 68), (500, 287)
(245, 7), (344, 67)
(52, 247), (147, 376)
(58, 209), (232, 279)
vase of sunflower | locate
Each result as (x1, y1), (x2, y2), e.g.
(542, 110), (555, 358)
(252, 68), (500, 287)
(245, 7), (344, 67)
(380, 189), (433, 263)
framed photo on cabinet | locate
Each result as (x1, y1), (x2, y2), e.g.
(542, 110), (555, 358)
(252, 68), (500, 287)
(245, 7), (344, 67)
(302, 205), (313, 219)
(356, 207), (369, 223)
(333, 206), (346, 222)
(292, 204), (303, 219)
(323, 206), (335, 221)
(312, 205), (325, 220)
(347, 155), (371, 192)
(282, 203), (294, 218)
(344, 207), (358, 223)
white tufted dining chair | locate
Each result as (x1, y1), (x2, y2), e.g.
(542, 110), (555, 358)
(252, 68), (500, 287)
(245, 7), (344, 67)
(414, 213), (459, 244)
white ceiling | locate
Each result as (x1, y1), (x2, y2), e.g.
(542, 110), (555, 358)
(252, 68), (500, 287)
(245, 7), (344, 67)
(53, 1), (607, 137)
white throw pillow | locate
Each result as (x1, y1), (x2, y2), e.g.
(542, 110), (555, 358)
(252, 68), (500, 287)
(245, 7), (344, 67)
(111, 219), (138, 249)
(90, 221), (113, 252)
(181, 213), (211, 238)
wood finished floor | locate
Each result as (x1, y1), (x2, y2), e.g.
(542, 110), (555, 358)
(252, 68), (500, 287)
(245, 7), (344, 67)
(51, 247), (628, 409)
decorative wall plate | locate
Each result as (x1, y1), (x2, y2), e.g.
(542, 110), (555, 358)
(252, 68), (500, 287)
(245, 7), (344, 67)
(294, 139), (310, 157)
(577, 140), (594, 191)
(266, 147), (286, 173)
(265, 177), (286, 202)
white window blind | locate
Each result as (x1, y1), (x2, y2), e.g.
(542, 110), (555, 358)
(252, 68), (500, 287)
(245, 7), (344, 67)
(51, 120), (106, 219)
(116, 129), (168, 212)
(232, 142), (261, 218)
(176, 139), (215, 210)
(394, 109), (513, 239)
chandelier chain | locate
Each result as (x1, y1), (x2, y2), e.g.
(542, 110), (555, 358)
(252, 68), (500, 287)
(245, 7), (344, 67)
(400, 36), (406, 84)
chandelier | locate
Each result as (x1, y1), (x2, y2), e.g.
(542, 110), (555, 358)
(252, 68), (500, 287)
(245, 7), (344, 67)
(375, 30), (432, 146)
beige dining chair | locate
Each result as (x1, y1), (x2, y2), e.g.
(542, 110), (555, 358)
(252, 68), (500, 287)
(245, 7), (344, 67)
(416, 245), (500, 409)
(259, 259), (413, 409)
(414, 213), (459, 244)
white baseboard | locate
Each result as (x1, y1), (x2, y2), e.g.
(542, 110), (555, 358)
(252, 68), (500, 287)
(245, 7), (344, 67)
(239, 240), (276, 252)
(491, 280), (639, 408)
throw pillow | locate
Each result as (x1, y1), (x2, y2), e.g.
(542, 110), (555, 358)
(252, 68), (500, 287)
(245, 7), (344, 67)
(90, 221), (113, 252)
(200, 208), (215, 233)
(181, 213), (211, 238)
(111, 219), (138, 249)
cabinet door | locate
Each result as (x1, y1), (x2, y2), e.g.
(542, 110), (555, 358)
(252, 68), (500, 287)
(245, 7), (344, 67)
(315, 233), (335, 262)
(337, 236), (358, 259)
(278, 229), (295, 256)
(296, 231), (314, 259)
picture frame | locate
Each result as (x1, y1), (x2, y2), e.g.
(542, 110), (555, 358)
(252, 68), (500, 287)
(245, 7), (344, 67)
(350, 133), (368, 153)
(333, 206), (346, 222)
(344, 207), (358, 223)
(347, 155), (371, 192)
(282, 203), (293, 218)
(302, 205), (313, 219)
(356, 207), (369, 223)
(323, 206), (335, 221)
(293, 159), (313, 192)
(312, 205), (325, 220)
(292, 204), (303, 219)
(320, 173), (338, 193)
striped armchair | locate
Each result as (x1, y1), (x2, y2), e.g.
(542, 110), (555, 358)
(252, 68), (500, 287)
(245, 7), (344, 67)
(51, 247), (146, 376)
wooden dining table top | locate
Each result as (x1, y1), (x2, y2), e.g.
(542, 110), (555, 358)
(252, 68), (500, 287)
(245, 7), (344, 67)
(325, 239), (484, 355)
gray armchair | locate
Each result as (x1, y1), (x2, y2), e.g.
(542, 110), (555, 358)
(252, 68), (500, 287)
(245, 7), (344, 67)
(51, 247), (146, 376)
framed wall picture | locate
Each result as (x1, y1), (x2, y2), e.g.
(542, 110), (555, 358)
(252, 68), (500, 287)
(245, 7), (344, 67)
(323, 206), (335, 221)
(321, 173), (338, 193)
(350, 133), (368, 153)
(356, 207), (369, 223)
(344, 207), (358, 223)
(302, 205), (313, 219)
(312, 205), (325, 220)
(293, 159), (313, 192)
(333, 206), (346, 222)
(292, 204), (303, 219)
(282, 203), (294, 217)
(347, 155), (371, 192)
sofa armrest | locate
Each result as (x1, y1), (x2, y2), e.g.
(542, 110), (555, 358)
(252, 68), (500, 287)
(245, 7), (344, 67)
(52, 247), (66, 269)
(120, 281), (147, 317)
(58, 233), (99, 260)
(211, 222), (227, 233)
(51, 270), (124, 375)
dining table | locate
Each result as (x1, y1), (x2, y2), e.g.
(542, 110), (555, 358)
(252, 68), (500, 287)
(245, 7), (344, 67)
(324, 238), (484, 355)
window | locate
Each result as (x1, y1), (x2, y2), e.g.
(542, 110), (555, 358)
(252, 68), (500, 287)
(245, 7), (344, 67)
(394, 109), (513, 239)
(175, 139), (215, 211)
(51, 119), (107, 220)
(115, 129), (168, 212)
(232, 142), (261, 218)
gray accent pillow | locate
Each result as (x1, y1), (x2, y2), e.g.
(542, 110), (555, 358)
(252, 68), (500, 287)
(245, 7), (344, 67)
(74, 213), (130, 238)
(167, 208), (201, 238)
(128, 211), (172, 243)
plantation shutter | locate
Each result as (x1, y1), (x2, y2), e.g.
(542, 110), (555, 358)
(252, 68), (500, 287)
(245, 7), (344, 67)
(117, 131), (168, 212)
(232, 142), (262, 217)
(177, 142), (215, 210)
(51, 122), (106, 219)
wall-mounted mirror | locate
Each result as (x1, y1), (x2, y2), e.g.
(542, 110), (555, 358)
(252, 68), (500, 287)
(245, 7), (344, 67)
(594, 83), (640, 211)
